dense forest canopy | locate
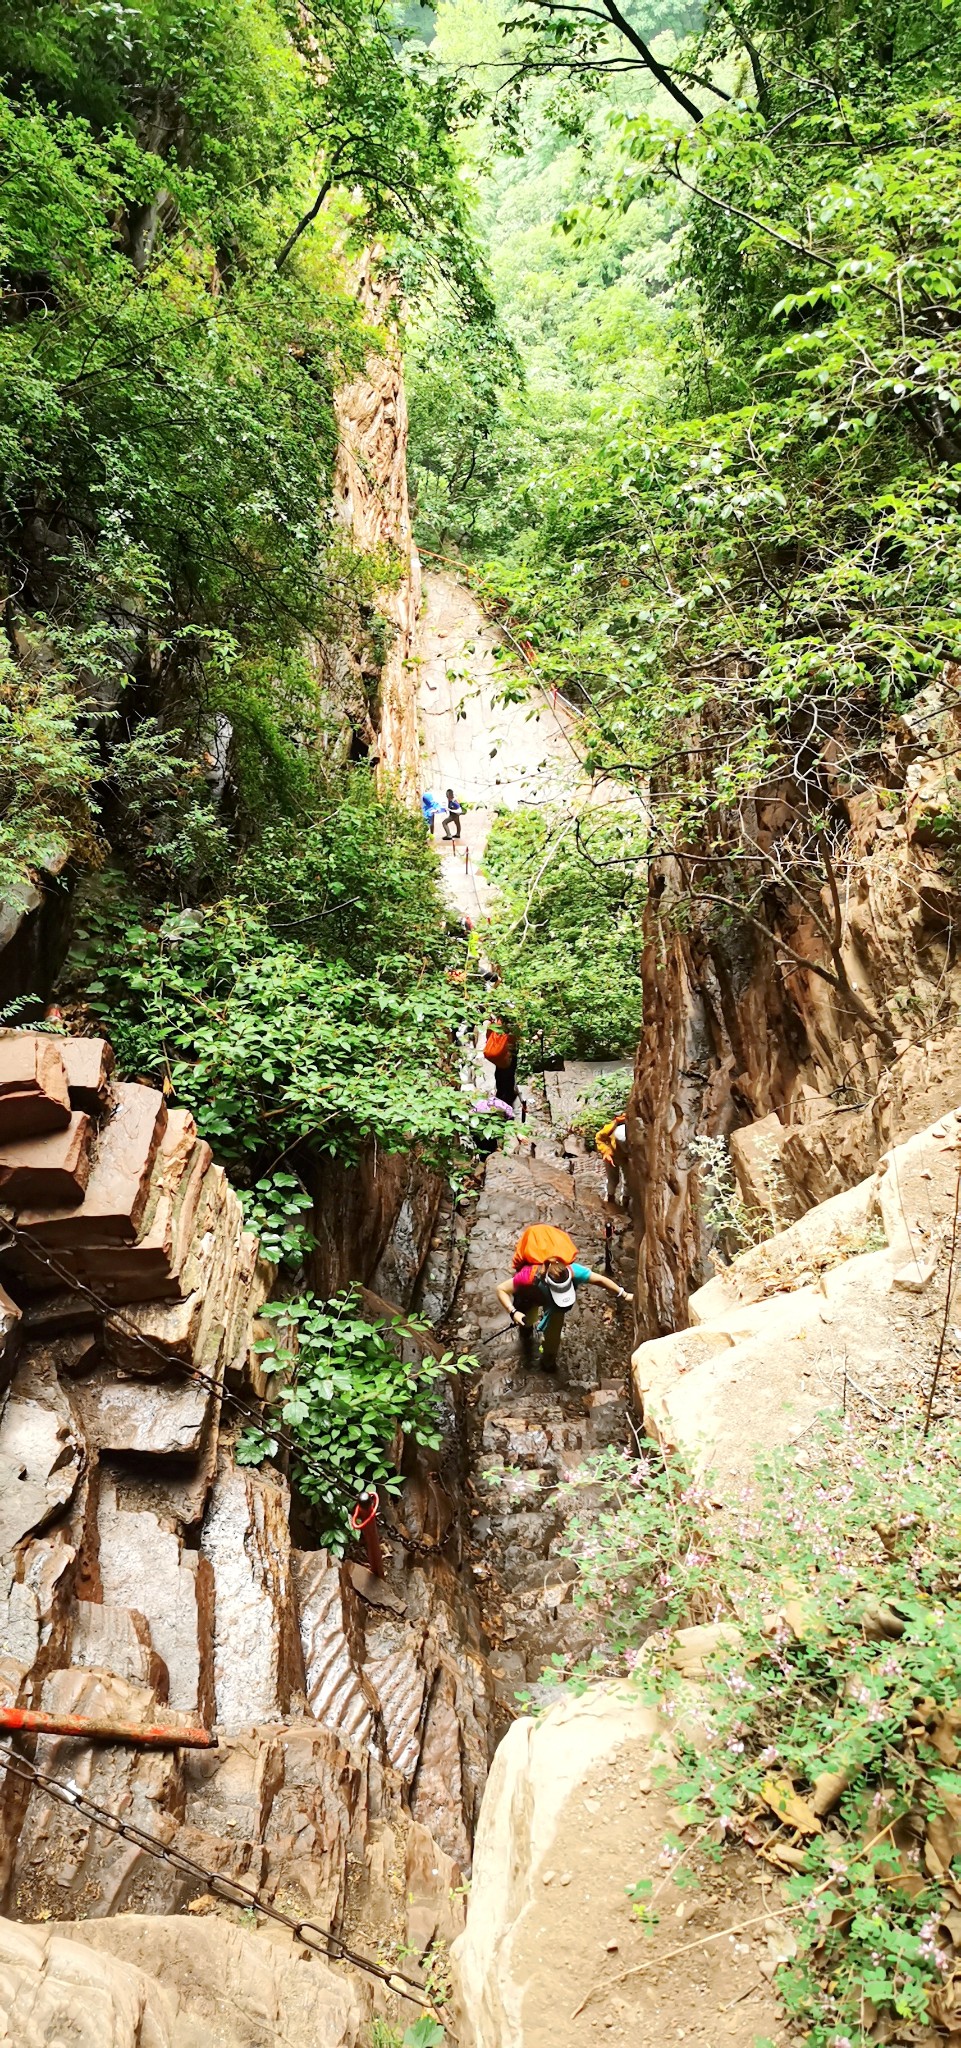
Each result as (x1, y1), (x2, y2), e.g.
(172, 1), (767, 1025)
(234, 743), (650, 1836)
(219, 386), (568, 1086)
(2, 0), (960, 1117)
(0, 0), (502, 1187)
(406, 0), (961, 1044)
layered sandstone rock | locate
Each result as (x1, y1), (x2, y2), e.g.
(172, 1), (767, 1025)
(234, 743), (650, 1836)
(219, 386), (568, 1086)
(631, 1102), (961, 1482)
(0, 1029), (490, 2006)
(0, 1034), (71, 1142)
(633, 684), (961, 1335)
(0, 1910), (367, 2047)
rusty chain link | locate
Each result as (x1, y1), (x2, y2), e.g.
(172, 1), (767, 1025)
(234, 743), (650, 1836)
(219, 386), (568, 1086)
(0, 1741), (439, 2013)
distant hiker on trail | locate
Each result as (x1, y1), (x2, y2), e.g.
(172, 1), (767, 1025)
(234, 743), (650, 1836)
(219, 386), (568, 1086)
(596, 1115), (629, 1208)
(484, 1018), (518, 1107)
(495, 1223), (632, 1372)
(442, 788), (463, 840)
(422, 791), (443, 834)
(473, 1093), (515, 1159)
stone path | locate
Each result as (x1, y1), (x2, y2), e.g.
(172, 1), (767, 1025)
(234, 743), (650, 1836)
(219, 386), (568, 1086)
(415, 571), (637, 1720)
(452, 1105), (635, 1723)
(416, 568), (582, 921)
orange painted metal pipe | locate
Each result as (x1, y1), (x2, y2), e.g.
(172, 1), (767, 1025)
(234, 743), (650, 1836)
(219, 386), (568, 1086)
(0, 1706), (218, 1750)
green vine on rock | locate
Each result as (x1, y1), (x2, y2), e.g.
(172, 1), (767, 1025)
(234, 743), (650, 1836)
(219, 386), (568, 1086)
(237, 1289), (475, 1551)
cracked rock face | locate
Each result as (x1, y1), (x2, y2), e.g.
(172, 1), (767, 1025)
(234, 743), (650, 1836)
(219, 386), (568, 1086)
(0, 1033), (495, 2037)
(0, 1358), (83, 1554)
(201, 1461), (302, 1732)
(632, 692), (961, 1337)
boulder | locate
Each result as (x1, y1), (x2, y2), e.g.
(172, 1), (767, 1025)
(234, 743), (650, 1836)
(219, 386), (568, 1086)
(0, 1033), (70, 1142)
(16, 1084), (167, 1247)
(452, 1684), (781, 2048)
(0, 1109), (93, 1206)
(0, 1911), (366, 2047)
(634, 1103), (961, 1484)
(58, 1035), (115, 1113)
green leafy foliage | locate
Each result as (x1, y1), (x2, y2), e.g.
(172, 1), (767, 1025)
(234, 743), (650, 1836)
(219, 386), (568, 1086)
(238, 1173), (315, 1272)
(237, 1290), (474, 1550)
(482, 801), (646, 1063)
(561, 1424), (961, 2045)
(419, 0), (961, 997)
(67, 770), (500, 1176)
(0, 0), (489, 890)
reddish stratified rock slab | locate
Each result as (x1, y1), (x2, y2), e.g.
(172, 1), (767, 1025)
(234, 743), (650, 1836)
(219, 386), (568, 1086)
(0, 1112), (93, 1208)
(16, 1084), (167, 1247)
(68, 1123), (214, 1305)
(0, 1035), (70, 1143)
(58, 1037), (115, 1113)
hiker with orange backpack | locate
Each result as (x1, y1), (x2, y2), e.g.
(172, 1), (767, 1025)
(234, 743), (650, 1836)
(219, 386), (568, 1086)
(484, 1017), (518, 1107)
(495, 1223), (632, 1371)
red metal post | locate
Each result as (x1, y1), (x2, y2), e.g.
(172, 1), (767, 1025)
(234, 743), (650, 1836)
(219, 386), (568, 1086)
(0, 1706), (217, 1749)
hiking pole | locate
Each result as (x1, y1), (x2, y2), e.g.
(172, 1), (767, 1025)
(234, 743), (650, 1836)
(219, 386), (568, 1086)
(471, 1322), (517, 1350)
(604, 1219), (614, 1276)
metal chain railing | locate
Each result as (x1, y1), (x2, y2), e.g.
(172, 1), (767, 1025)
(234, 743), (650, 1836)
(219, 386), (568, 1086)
(0, 1742), (440, 2015)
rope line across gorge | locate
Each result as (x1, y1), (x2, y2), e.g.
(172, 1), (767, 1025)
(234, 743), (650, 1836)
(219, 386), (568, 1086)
(0, 1743), (439, 2013)
(0, 1219), (445, 1558)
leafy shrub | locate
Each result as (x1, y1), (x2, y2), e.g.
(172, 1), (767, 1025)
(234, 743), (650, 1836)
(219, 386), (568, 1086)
(237, 1290), (474, 1549)
(71, 889), (492, 1175)
(66, 767), (504, 1176)
(560, 1423), (961, 2045)
(482, 802), (646, 1065)
(238, 1173), (315, 1271)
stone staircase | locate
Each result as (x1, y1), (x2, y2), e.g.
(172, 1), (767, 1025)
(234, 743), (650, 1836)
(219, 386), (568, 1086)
(451, 1076), (635, 1719)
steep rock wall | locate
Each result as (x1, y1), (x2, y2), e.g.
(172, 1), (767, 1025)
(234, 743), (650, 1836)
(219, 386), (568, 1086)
(304, 1143), (443, 1310)
(333, 258), (421, 798)
(0, 1031), (491, 2003)
(631, 684), (961, 1336)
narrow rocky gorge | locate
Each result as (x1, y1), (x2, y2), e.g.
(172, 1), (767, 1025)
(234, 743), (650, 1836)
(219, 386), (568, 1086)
(6, 554), (961, 2048)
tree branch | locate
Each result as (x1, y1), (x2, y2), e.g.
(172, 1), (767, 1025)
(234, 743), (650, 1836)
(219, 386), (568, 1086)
(717, 0), (770, 113)
(600, 0), (704, 121)
(276, 159), (340, 273)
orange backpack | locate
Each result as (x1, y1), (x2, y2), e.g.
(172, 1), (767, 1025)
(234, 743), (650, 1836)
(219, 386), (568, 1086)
(484, 1029), (514, 1068)
(513, 1224), (578, 1272)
